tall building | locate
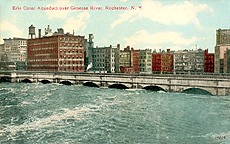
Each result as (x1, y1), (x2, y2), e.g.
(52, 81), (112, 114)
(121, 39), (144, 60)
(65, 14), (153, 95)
(0, 37), (27, 70)
(84, 34), (94, 71)
(204, 49), (214, 73)
(140, 49), (152, 73)
(119, 46), (140, 73)
(132, 48), (140, 73)
(173, 49), (204, 73)
(214, 29), (230, 73)
(27, 25), (85, 72)
(152, 50), (161, 72)
(90, 44), (120, 73)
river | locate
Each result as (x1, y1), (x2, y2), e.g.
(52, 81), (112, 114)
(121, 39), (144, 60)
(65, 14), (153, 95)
(0, 83), (230, 143)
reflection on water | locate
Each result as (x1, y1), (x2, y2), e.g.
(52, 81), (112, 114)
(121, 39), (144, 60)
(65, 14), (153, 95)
(0, 83), (230, 143)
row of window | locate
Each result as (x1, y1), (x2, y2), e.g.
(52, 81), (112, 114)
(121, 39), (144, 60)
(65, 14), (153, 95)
(60, 43), (83, 47)
(60, 49), (83, 53)
(59, 37), (83, 42)
(60, 61), (83, 64)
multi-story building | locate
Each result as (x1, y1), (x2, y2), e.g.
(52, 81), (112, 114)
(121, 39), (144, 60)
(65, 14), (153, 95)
(152, 49), (173, 73)
(161, 49), (174, 72)
(152, 50), (161, 72)
(215, 29), (230, 73)
(140, 49), (152, 73)
(204, 49), (214, 73)
(173, 49), (204, 73)
(90, 44), (120, 73)
(132, 48), (140, 73)
(27, 26), (85, 72)
(119, 46), (140, 73)
(0, 37), (27, 70)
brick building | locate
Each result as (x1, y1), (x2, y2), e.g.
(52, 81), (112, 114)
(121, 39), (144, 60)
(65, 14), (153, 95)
(120, 66), (133, 73)
(204, 49), (214, 73)
(152, 53), (161, 72)
(27, 33), (85, 72)
(161, 49), (174, 72)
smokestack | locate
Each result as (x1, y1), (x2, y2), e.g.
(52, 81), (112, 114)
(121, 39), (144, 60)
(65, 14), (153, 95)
(117, 44), (120, 49)
(167, 49), (170, 53)
(38, 29), (41, 38)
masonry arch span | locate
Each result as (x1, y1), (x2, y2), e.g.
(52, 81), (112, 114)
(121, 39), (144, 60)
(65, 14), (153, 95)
(60, 81), (73, 85)
(0, 76), (11, 82)
(40, 80), (51, 84)
(108, 84), (129, 89)
(21, 78), (32, 83)
(143, 86), (166, 92)
(182, 88), (212, 95)
(83, 82), (99, 88)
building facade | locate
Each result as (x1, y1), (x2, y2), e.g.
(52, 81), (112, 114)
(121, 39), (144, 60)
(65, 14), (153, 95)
(119, 46), (140, 73)
(224, 49), (230, 73)
(215, 29), (230, 73)
(204, 49), (214, 73)
(173, 49), (204, 73)
(27, 34), (85, 72)
(90, 44), (120, 73)
(0, 37), (27, 70)
(161, 49), (174, 72)
(139, 49), (152, 73)
(152, 52), (161, 72)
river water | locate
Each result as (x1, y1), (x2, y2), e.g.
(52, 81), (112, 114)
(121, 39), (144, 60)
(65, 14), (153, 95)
(0, 83), (230, 143)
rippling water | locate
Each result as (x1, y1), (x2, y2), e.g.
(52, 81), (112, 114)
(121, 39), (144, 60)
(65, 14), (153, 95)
(0, 83), (230, 143)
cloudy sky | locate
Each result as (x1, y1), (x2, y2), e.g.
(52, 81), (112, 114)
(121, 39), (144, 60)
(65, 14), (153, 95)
(0, 0), (229, 52)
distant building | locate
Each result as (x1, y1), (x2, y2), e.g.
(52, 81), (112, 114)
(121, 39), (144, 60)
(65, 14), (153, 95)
(173, 49), (204, 73)
(152, 50), (161, 72)
(0, 37), (27, 70)
(140, 49), (152, 73)
(27, 26), (85, 72)
(204, 49), (214, 73)
(214, 29), (230, 73)
(119, 46), (140, 73)
(90, 44), (120, 73)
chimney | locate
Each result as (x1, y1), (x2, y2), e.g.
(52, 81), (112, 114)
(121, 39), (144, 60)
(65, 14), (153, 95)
(167, 49), (170, 53)
(117, 44), (120, 49)
(38, 29), (41, 38)
(127, 46), (130, 51)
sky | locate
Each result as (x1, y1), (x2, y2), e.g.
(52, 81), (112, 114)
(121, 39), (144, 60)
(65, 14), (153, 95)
(0, 0), (229, 52)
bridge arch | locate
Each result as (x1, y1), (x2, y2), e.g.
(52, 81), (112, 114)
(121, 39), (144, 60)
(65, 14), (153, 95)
(83, 82), (99, 88)
(143, 86), (166, 92)
(182, 88), (213, 95)
(0, 76), (11, 82)
(40, 80), (52, 84)
(20, 78), (32, 83)
(108, 84), (129, 89)
(60, 81), (73, 85)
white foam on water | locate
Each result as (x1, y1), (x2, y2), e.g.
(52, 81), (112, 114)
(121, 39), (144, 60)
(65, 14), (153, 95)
(1, 103), (101, 139)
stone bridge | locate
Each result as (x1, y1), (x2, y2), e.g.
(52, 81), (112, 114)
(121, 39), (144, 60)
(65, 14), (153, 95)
(0, 71), (230, 96)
